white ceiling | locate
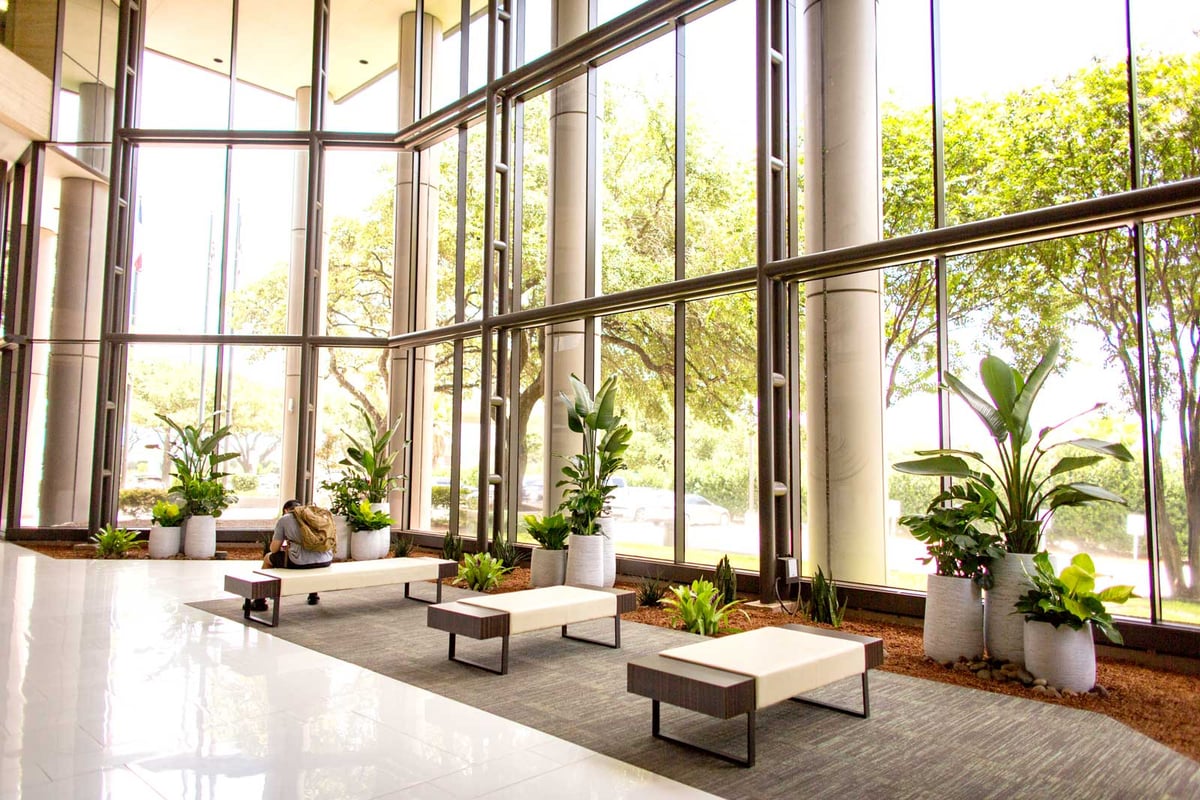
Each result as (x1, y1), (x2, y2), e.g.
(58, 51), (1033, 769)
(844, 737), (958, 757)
(143, 0), (485, 101)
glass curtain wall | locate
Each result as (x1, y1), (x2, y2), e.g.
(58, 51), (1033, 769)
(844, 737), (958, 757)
(3, 0), (1198, 642)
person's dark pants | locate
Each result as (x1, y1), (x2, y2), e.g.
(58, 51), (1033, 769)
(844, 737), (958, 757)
(255, 552), (330, 608)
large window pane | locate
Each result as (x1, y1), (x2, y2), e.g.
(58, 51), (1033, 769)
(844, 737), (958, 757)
(601, 307), (674, 561)
(141, 3), (233, 129)
(518, 93), (549, 310)
(879, 0), (933, 237)
(1132, 2), (1200, 187)
(226, 148), (301, 335)
(684, 293), (757, 570)
(946, 235), (1149, 618)
(130, 147), (228, 335)
(598, 34), (675, 294)
(1146, 214), (1200, 625)
(884, 260), (941, 591)
(232, 0), (309, 130)
(685, 1), (755, 278)
(322, 150), (397, 337)
(314, 345), (391, 512)
(941, 0), (1129, 224)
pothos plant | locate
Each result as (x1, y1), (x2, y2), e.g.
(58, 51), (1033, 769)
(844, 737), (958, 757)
(1014, 552), (1134, 644)
(900, 481), (1005, 587)
(556, 375), (632, 537)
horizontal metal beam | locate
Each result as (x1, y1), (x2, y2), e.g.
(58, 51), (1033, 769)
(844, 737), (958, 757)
(767, 177), (1200, 282)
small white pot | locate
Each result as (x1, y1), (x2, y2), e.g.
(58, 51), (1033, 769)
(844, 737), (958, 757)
(984, 552), (1040, 663)
(183, 515), (216, 559)
(565, 534), (605, 587)
(530, 548), (567, 587)
(333, 514), (351, 561)
(924, 573), (984, 663)
(147, 525), (181, 559)
(1024, 619), (1096, 693)
(351, 528), (388, 561)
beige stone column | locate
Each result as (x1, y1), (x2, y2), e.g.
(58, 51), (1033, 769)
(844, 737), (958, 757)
(77, 82), (115, 175)
(391, 11), (441, 528)
(280, 87), (310, 503)
(38, 178), (106, 525)
(803, 0), (887, 584)
(543, 0), (591, 514)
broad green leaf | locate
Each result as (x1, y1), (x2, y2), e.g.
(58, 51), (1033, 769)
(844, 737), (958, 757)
(1060, 564), (1095, 596)
(1048, 455), (1103, 477)
(1046, 482), (1127, 509)
(1098, 585), (1134, 604)
(1056, 438), (1135, 462)
(1070, 552), (1097, 574)
(1011, 338), (1059, 436)
(945, 372), (1007, 440)
(594, 377), (618, 429)
(892, 455), (974, 479)
(980, 354), (1019, 420)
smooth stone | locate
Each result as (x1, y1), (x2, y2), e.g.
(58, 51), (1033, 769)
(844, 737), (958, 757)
(975, 669), (992, 680)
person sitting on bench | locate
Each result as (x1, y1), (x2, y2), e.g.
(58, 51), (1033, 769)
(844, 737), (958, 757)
(252, 499), (331, 610)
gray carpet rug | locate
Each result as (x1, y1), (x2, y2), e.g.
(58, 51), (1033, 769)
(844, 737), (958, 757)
(192, 583), (1200, 800)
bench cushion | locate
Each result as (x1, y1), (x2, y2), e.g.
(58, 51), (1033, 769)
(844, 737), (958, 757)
(661, 626), (864, 709)
(458, 585), (617, 635)
(256, 557), (447, 596)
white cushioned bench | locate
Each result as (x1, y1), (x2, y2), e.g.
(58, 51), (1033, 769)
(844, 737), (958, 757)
(427, 585), (636, 674)
(627, 624), (884, 766)
(224, 557), (457, 627)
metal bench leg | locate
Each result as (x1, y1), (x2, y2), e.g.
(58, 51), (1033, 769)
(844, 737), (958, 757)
(561, 614), (622, 649)
(790, 670), (871, 719)
(403, 579), (442, 605)
(241, 590), (280, 627)
(446, 632), (510, 675)
(650, 700), (756, 767)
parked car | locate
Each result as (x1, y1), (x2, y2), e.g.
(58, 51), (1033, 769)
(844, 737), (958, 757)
(519, 476), (544, 509)
(684, 493), (730, 526)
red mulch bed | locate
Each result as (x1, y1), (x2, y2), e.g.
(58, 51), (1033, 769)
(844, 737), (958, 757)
(17, 542), (1200, 764)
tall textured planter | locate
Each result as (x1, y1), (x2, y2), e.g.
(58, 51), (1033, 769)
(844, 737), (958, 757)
(332, 514), (351, 561)
(985, 552), (1039, 663)
(530, 548), (567, 587)
(148, 525), (182, 559)
(924, 574), (984, 663)
(183, 515), (216, 559)
(565, 534), (604, 587)
(601, 532), (616, 588)
(1024, 619), (1096, 692)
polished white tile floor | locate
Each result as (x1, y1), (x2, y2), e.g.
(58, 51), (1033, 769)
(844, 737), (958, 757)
(0, 541), (719, 799)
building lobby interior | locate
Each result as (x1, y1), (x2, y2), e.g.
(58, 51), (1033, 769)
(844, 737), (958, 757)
(2, 0), (1199, 796)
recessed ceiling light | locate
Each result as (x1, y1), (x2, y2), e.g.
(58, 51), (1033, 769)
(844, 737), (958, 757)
(213, 57), (224, 64)
(359, 59), (368, 65)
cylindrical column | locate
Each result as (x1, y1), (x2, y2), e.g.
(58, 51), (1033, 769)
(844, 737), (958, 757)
(39, 178), (106, 525)
(391, 11), (442, 528)
(543, 0), (591, 514)
(280, 86), (310, 503)
(77, 82), (115, 175)
(803, 0), (887, 585)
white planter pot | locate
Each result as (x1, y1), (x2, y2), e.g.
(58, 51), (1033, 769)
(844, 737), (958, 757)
(183, 515), (216, 559)
(530, 548), (567, 587)
(924, 573), (984, 663)
(148, 525), (181, 559)
(984, 552), (1039, 663)
(351, 528), (388, 561)
(1024, 619), (1096, 692)
(565, 534), (605, 587)
(333, 514), (351, 561)
(601, 528), (616, 588)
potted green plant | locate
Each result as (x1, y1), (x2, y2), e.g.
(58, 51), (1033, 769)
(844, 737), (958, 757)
(525, 512), (570, 587)
(1015, 552), (1134, 692)
(557, 375), (632, 587)
(900, 482), (1004, 663)
(147, 499), (186, 559)
(157, 412), (240, 559)
(340, 405), (406, 506)
(893, 339), (1133, 662)
(320, 472), (367, 560)
(345, 500), (394, 561)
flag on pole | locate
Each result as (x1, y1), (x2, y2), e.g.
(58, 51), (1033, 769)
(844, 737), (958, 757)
(132, 196), (144, 273)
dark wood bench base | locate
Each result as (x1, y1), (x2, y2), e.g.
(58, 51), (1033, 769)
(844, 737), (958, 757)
(428, 588), (636, 675)
(225, 573), (281, 627)
(627, 624), (884, 767)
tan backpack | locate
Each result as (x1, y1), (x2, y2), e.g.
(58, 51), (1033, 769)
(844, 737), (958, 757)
(292, 505), (337, 553)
